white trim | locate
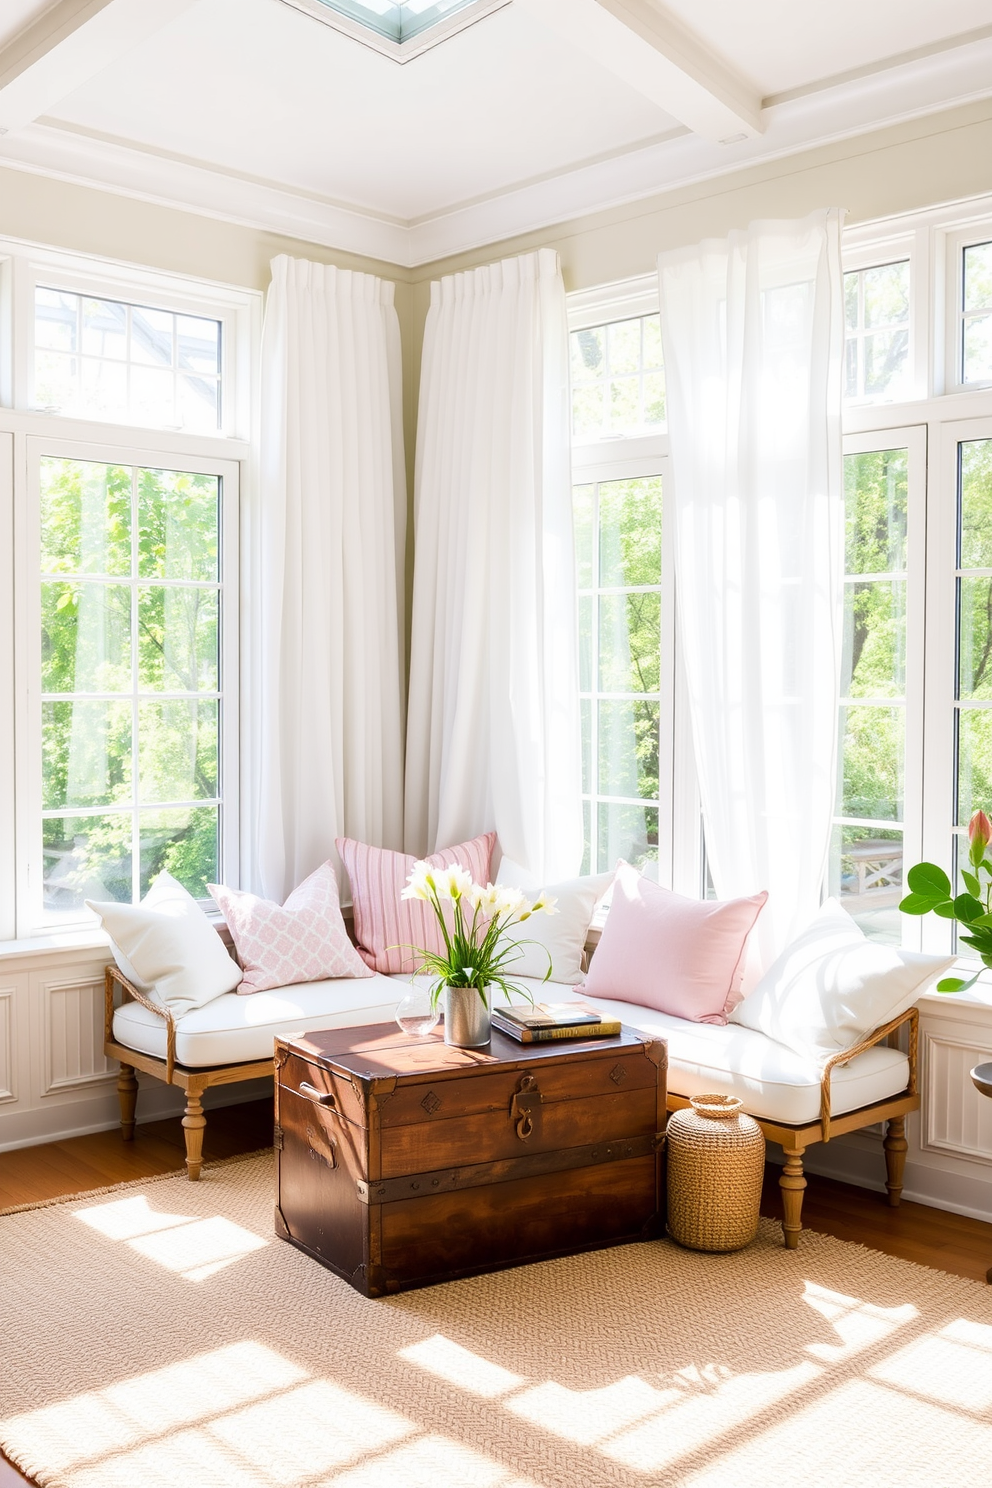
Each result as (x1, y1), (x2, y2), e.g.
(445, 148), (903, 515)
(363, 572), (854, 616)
(0, 36), (990, 266)
(567, 273), (659, 333)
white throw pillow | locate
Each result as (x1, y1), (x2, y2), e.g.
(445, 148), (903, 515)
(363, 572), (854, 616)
(495, 858), (614, 984)
(87, 872), (242, 1017)
(729, 897), (953, 1063)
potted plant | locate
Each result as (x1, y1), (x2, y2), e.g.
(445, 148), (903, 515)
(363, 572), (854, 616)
(400, 862), (556, 1047)
(899, 809), (992, 993)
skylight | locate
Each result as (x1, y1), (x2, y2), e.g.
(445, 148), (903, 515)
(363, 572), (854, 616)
(282, 0), (510, 60)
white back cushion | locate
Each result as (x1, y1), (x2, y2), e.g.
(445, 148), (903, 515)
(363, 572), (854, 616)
(496, 858), (613, 984)
(729, 898), (953, 1062)
(88, 872), (242, 1017)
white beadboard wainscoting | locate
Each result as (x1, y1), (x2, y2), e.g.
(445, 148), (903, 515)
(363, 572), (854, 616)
(0, 940), (271, 1153)
(3, 943), (992, 1224)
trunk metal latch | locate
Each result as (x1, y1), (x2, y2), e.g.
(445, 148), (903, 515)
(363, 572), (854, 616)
(509, 1072), (541, 1140)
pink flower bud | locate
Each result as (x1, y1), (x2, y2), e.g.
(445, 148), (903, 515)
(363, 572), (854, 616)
(969, 810), (992, 850)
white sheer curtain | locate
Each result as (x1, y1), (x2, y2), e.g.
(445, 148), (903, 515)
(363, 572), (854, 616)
(658, 210), (845, 968)
(405, 247), (582, 881)
(247, 255), (406, 902)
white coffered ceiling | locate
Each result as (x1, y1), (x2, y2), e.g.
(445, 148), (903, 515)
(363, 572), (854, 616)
(0, 0), (990, 267)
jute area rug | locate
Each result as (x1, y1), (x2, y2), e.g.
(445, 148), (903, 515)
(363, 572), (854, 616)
(2, 1154), (992, 1488)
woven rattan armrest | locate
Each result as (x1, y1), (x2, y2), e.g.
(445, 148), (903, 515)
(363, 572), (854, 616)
(104, 964), (178, 1083)
(819, 1005), (919, 1140)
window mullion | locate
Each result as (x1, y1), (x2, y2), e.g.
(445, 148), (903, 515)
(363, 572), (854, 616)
(131, 463), (140, 904)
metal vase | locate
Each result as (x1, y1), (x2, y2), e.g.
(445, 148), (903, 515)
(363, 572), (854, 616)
(443, 985), (491, 1048)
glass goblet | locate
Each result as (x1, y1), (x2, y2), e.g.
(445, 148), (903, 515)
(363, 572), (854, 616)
(395, 989), (440, 1037)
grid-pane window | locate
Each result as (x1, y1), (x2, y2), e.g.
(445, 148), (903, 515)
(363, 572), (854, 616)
(844, 261), (911, 403)
(828, 448), (908, 942)
(575, 475), (662, 875)
(570, 314), (665, 440)
(34, 289), (222, 432)
(962, 242), (992, 385)
(956, 440), (992, 846)
(40, 457), (224, 919)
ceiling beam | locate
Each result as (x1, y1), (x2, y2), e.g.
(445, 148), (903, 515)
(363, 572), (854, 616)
(525, 0), (762, 143)
(0, 0), (202, 135)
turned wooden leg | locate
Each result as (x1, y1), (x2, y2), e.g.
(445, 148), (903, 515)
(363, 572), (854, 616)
(780, 1147), (806, 1250)
(884, 1115), (908, 1208)
(117, 1064), (138, 1141)
(182, 1090), (206, 1181)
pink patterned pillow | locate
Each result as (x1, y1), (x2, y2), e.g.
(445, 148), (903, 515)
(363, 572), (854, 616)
(209, 861), (373, 993)
(336, 833), (496, 975)
(582, 862), (767, 1024)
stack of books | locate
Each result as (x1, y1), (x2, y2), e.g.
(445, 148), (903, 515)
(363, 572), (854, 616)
(492, 1002), (621, 1043)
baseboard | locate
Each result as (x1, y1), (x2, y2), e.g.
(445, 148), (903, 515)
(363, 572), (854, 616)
(0, 1075), (273, 1153)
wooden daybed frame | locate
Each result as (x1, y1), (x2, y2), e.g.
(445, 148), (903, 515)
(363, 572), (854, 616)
(103, 964), (919, 1246)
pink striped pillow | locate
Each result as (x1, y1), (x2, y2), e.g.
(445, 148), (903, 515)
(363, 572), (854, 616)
(209, 860), (373, 993)
(336, 833), (497, 975)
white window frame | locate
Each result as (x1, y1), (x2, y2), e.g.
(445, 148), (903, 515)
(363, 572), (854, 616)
(919, 413), (992, 956)
(941, 225), (992, 396)
(0, 239), (257, 443)
(835, 426), (927, 948)
(841, 232), (921, 407)
(568, 275), (699, 894)
(0, 237), (259, 944)
(14, 434), (241, 938)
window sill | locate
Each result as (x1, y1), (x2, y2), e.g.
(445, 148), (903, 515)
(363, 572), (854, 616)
(0, 911), (234, 963)
(0, 928), (111, 962)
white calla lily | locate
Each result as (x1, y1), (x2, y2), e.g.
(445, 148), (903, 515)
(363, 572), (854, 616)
(401, 861), (437, 901)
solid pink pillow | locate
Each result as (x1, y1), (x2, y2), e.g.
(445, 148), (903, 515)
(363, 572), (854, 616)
(336, 832), (496, 975)
(582, 862), (767, 1024)
(209, 861), (373, 993)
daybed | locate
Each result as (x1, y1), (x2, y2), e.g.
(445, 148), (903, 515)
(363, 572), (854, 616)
(104, 949), (918, 1248)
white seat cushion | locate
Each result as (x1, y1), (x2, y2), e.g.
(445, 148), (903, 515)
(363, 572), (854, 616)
(502, 980), (910, 1126)
(112, 975), (405, 1068)
(113, 970), (911, 1123)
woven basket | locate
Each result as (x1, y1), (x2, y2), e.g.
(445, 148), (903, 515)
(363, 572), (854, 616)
(666, 1093), (765, 1253)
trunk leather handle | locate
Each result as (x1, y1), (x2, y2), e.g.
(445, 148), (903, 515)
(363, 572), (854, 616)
(299, 1081), (337, 1107)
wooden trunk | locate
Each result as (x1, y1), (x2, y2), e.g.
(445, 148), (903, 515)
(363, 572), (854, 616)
(274, 1022), (667, 1296)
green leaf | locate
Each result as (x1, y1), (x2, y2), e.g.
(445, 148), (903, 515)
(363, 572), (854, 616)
(959, 932), (992, 952)
(906, 862), (951, 897)
(933, 901), (959, 919)
(899, 892), (946, 915)
(962, 869), (982, 898)
(954, 893), (985, 922)
(935, 976), (978, 993)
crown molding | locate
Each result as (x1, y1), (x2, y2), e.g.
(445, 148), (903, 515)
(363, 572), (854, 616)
(0, 31), (989, 270)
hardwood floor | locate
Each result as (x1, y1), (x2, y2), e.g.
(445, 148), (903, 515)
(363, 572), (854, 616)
(2, 1104), (991, 1488)
(0, 1098), (275, 1211)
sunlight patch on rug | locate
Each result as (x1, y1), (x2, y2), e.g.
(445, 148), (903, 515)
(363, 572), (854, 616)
(73, 1190), (269, 1282)
(868, 1317), (992, 1412)
(801, 1280), (918, 1361)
